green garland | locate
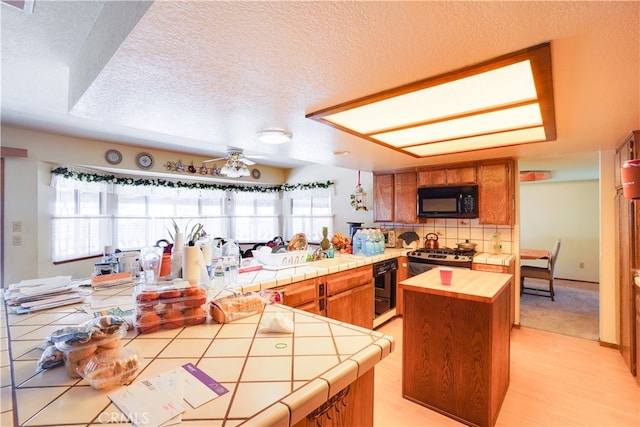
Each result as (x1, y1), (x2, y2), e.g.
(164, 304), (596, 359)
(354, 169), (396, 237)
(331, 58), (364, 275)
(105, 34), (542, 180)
(51, 167), (333, 193)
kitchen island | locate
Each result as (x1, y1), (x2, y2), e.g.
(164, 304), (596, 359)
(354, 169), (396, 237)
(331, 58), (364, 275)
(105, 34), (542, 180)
(399, 268), (512, 427)
(2, 286), (394, 426)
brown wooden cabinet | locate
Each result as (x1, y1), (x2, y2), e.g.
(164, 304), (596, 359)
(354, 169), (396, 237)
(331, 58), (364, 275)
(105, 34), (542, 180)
(395, 256), (409, 316)
(417, 165), (476, 187)
(478, 159), (514, 225)
(472, 260), (516, 326)
(394, 171), (417, 224)
(615, 130), (639, 377)
(295, 369), (375, 427)
(447, 166), (477, 184)
(615, 130), (638, 189)
(274, 278), (325, 315)
(326, 265), (374, 329)
(373, 173), (394, 222)
(401, 271), (511, 427)
(417, 169), (446, 186)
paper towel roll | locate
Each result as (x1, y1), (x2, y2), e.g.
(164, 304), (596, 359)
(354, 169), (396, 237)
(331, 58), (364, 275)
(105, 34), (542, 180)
(201, 242), (212, 267)
(174, 232), (184, 249)
(183, 246), (203, 283)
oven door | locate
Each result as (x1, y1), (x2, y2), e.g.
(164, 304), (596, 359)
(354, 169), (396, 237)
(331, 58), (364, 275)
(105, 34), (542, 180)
(408, 260), (471, 277)
(408, 262), (439, 277)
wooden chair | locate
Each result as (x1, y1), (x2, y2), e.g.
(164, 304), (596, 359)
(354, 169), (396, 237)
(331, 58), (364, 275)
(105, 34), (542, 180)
(520, 239), (562, 301)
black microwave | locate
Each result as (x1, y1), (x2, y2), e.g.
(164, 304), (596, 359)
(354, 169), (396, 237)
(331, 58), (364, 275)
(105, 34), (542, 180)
(417, 185), (478, 218)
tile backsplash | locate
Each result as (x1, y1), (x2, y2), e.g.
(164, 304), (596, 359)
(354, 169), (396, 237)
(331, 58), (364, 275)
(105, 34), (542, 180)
(378, 219), (513, 255)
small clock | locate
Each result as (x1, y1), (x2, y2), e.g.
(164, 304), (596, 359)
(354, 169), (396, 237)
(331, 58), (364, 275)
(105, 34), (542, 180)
(136, 152), (154, 169)
(105, 149), (122, 165)
(251, 168), (261, 179)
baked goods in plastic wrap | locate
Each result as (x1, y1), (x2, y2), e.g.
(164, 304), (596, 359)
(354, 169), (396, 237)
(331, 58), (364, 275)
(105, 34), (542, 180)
(209, 292), (265, 323)
(51, 315), (128, 378)
(76, 347), (142, 390)
(134, 281), (208, 333)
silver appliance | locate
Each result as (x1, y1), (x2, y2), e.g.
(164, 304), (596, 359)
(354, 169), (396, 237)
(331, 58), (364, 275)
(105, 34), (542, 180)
(407, 247), (475, 276)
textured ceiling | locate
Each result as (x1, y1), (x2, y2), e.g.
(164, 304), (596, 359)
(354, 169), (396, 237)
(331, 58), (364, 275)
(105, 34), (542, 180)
(2, 1), (639, 174)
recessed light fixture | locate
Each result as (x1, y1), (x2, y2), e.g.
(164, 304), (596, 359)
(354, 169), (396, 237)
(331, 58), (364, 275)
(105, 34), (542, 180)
(256, 128), (292, 144)
(307, 42), (556, 157)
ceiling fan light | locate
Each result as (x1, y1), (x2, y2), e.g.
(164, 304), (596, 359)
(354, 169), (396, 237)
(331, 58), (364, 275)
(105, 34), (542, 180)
(257, 129), (292, 144)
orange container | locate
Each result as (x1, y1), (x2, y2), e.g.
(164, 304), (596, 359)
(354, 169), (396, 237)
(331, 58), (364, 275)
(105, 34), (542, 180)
(159, 253), (172, 277)
(622, 160), (640, 199)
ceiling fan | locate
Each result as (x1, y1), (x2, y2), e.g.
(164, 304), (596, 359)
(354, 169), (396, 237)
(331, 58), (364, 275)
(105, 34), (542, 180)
(203, 148), (267, 178)
(203, 148), (265, 166)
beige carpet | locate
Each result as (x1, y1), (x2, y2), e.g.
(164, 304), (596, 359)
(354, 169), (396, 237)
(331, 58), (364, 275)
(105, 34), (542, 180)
(519, 278), (599, 341)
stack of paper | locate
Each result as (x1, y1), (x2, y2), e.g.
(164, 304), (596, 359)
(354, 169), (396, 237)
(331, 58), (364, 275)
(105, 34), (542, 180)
(4, 276), (86, 314)
(109, 363), (229, 427)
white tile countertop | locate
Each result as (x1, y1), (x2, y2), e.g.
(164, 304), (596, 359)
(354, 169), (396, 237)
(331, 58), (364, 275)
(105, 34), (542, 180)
(1, 288), (394, 426)
(232, 249), (410, 293)
(472, 252), (516, 267)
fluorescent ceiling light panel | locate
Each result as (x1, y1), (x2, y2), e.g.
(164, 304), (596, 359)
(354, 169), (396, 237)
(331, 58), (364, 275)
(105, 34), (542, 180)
(404, 127), (547, 157)
(306, 42), (555, 158)
(373, 104), (543, 147)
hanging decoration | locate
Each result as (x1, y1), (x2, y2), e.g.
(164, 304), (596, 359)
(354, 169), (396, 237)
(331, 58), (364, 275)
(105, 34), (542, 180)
(350, 170), (368, 211)
(50, 167), (333, 193)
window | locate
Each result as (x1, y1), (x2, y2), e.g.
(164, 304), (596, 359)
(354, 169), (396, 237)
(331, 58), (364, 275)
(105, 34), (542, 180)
(51, 175), (111, 262)
(284, 187), (332, 242)
(51, 170), (332, 261)
(229, 191), (279, 242)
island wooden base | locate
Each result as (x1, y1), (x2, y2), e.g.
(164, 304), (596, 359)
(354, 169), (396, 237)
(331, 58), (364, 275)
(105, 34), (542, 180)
(402, 285), (510, 427)
(294, 369), (374, 427)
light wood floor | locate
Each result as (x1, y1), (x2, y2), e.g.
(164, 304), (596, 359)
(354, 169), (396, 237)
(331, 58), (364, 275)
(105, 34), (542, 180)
(374, 318), (640, 426)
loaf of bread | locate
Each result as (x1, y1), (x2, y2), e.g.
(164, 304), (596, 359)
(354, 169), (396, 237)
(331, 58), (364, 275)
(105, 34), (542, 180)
(77, 347), (142, 390)
(210, 294), (264, 323)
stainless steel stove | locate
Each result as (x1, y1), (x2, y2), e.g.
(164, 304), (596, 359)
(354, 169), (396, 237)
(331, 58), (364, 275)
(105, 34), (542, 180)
(407, 247), (475, 275)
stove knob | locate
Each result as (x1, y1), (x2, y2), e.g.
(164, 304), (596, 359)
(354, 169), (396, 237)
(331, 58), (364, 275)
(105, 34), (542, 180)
(454, 255), (459, 259)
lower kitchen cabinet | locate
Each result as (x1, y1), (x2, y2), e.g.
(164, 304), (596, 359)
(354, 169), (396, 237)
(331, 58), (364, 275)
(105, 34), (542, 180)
(274, 278), (324, 316)
(396, 256), (409, 316)
(326, 265), (374, 329)
(293, 368), (375, 427)
(472, 260), (516, 326)
(273, 265), (374, 328)
(327, 283), (374, 329)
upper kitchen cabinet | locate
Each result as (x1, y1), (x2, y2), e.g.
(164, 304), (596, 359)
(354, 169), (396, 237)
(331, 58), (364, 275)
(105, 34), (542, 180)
(394, 171), (418, 224)
(615, 130), (638, 189)
(478, 159), (515, 225)
(373, 173), (394, 222)
(417, 165), (476, 186)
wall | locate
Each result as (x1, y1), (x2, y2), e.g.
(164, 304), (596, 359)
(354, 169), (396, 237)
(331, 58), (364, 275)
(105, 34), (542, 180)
(285, 165), (374, 236)
(519, 179), (600, 282)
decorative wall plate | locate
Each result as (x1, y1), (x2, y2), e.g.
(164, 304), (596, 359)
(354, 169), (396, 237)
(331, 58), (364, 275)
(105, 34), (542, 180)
(105, 149), (122, 165)
(136, 152), (154, 169)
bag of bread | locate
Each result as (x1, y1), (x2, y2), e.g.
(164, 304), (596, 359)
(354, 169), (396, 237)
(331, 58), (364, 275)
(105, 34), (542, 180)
(209, 293), (265, 323)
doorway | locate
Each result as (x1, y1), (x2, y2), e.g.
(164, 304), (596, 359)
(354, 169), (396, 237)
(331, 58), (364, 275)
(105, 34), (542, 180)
(518, 154), (600, 340)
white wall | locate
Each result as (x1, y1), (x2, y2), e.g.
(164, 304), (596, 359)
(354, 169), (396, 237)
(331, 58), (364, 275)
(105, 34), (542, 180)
(285, 165), (374, 236)
(519, 179), (600, 282)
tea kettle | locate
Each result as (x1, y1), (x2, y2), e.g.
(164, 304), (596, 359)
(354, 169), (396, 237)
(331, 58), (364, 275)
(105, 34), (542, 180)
(425, 233), (439, 249)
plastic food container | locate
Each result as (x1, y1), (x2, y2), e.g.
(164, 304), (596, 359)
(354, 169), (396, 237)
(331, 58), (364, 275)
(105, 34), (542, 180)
(134, 281), (208, 334)
(52, 315), (128, 379)
(76, 347), (142, 390)
(210, 293), (265, 323)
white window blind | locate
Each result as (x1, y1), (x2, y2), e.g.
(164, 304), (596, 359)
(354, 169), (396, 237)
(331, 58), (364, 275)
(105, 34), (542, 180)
(51, 175), (111, 262)
(229, 191), (280, 242)
(284, 187), (332, 242)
